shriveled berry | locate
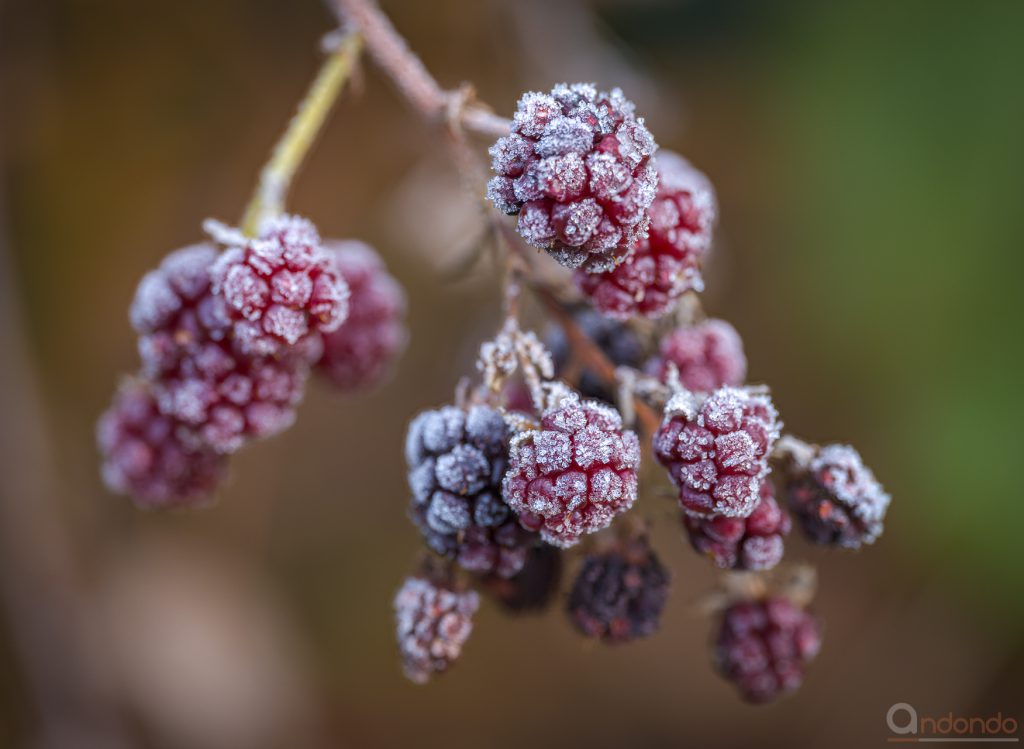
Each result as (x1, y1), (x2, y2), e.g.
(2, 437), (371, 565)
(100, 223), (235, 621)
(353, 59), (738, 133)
(210, 215), (349, 357)
(567, 533), (670, 643)
(487, 84), (658, 273)
(394, 575), (479, 684)
(481, 544), (563, 614)
(786, 444), (891, 548)
(97, 380), (227, 507)
(646, 318), (747, 392)
(502, 391), (640, 547)
(684, 480), (790, 570)
(315, 240), (407, 391)
(575, 152), (716, 319)
(131, 243), (308, 454)
(653, 387), (780, 517)
(406, 404), (536, 578)
(715, 597), (821, 703)
(546, 307), (646, 403)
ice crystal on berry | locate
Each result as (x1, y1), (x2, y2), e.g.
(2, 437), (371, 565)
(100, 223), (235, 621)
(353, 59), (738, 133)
(684, 480), (790, 570)
(394, 575), (479, 684)
(315, 240), (407, 391)
(647, 319), (747, 393)
(97, 380), (227, 507)
(487, 83), (658, 273)
(546, 308), (646, 403)
(715, 597), (821, 703)
(654, 387), (780, 517)
(786, 444), (890, 548)
(575, 152), (716, 319)
(502, 391), (640, 547)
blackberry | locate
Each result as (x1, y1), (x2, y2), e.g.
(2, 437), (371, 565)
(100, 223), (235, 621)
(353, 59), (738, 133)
(684, 480), (790, 570)
(406, 404), (536, 578)
(210, 214), (349, 357)
(315, 240), (407, 391)
(131, 243), (309, 454)
(97, 380), (227, 507)
(567, 532), (670, 643)
(653, 387), (780, 517)
(502, 391), (640, 547)
(545, 307), (645, 403)
(575, 152), (717, 319)
(714, 597), (821, 703)
(394, 574), (479, 684)
(646, 319), (747, 393)
(481, 544), (563, 613)
(487, 83), (658, 273)
(786, 444), (890, 548)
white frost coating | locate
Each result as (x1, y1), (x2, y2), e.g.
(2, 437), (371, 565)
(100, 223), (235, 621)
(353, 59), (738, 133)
(812, 444), (891, 524)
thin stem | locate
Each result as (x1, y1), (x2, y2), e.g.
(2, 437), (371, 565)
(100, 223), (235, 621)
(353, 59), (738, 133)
(240, 31), (363, 235)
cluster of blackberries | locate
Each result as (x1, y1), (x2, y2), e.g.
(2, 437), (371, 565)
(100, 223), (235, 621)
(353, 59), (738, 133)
(98, 215), (407, 507)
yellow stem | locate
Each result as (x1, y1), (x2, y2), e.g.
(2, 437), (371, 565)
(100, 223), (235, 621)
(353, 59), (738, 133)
(240, 31), (363, 236)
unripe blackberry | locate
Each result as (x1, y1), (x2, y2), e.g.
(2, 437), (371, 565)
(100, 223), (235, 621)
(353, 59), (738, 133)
(653, 387), (780, 517)
(714, 597), (821, 703)
(97, 380), (227, 507)
(786, 444), (891, 548)
(481, 544), (563, 614)
(210, 215), (349, 357)
(131, 243), (309, 454)
(646, 319), (747, 393)
(394, 574), (479, 684)
(315, 240), (407, 392)
(487, 83), (658, 273)
(575, 152), (717, 319)
(546, 308), (645, 403)
(684, 480), (790, 570)
(406, 404), (536, 578)
(502, 391), (640, 547)
(567, 532), (670, 643)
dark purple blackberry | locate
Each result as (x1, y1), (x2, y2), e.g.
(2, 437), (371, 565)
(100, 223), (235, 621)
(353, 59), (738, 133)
(684, 479), (790, 570)
(714, 597), (821, 703)
(394, 574), (479, 684)
(546, 307), (645, 403)
(481, 544), (563, 614)
(406, 404), (536, 578)
(567, 533), (670, 643)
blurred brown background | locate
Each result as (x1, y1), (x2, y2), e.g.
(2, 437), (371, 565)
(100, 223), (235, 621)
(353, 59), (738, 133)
(1, 0), (1022, 747)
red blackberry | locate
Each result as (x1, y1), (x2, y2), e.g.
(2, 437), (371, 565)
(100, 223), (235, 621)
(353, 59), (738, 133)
(546, 307), (646, 403)
(210, 214), (349, 357)
(315, 240), (407, 392)
(394, 574), (479, 684)
(684, 480), (790, 570)
(653, 387), (780, 517)
(406, 404), (536, 578)
(481, 544), (563, 614)
(786, 444), (891, 548)
(714, 597), (821, 703)
(97, 380), (227, 507)
(567, 532), (670, 643)
(646, 318), (747, 393)
(131, 243), (309, 454)
(487, 83), (658, 273)
(575, 152), (717, 319)
(502, 391), (640, 547)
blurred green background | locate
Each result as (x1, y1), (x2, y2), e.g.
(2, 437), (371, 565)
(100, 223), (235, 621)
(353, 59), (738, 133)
(1, 0), (1022, 747)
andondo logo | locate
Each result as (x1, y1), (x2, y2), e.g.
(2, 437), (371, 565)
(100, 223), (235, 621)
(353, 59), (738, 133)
(887, 703), (1019, 743)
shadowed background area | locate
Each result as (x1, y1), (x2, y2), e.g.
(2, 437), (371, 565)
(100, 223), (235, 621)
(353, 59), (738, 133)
(1, 0), (1022, 746)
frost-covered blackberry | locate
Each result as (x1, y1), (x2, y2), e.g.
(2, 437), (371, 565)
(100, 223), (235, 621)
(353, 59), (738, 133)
(715, 597), (821, 703)
(546, 307), (646, 403)
(406, 404), (536, 578)
(487, 83), (658, 273)
(97, 380), (227, 507)
(394, 574), (479, 684)
(646, 318), (747, 393)
(502, 391), (640, 547)
(131, 243), (309, 454)
(684, 480), (790, 570)
(567, 532), (669, 643)
(785, 443), (890, 548)
(575, 152), (717, 319)
(210, 215), (349, 357)
(315, 240), (407, 391)
(653, 387), (780, 517)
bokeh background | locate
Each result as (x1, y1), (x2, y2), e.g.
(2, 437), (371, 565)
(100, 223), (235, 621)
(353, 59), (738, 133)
(1, 0), (1022, 746)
